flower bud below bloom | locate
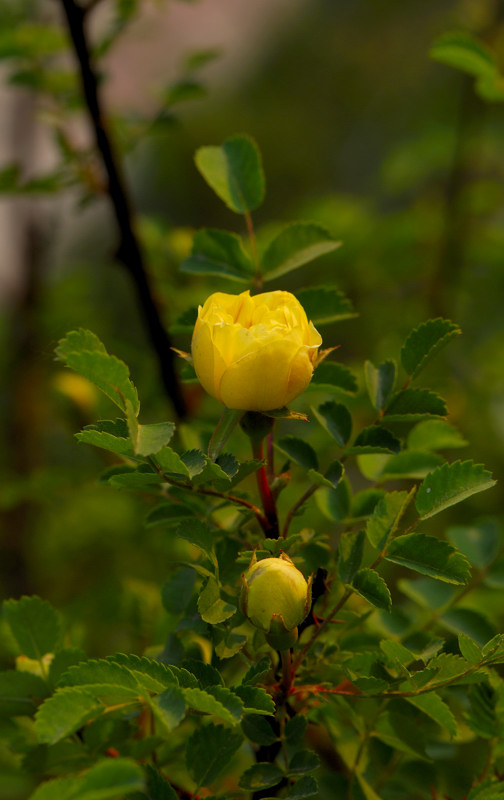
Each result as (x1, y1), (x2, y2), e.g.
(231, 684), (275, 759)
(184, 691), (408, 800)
(240, 554), (312, 650)
(191, 290), (322, 411)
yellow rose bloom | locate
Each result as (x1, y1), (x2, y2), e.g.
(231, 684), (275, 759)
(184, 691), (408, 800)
(191, 290), (322, 411)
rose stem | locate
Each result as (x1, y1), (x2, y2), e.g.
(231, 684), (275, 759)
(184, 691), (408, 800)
(280, 649), (293, 693)
(252, 438), (279, 539)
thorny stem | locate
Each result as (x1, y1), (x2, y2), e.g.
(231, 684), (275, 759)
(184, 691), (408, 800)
(282, 484), (317, 539)
(59, 0), (186, 418)
(252, 439), (280, 538)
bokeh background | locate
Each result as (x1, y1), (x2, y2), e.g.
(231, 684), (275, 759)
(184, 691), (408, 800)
(0, 0), (503, 657)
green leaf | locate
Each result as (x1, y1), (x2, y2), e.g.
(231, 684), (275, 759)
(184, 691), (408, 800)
(465, 684), (499, 740)
(351, 569), (391, 611)
(447, 520), (500, 568)
(186, 722), (243, 789)
(386, 533), (471, 584)
(146, 504), (195, 529)
(374, 712), (428, 760)
(383, 388), (447, 420)
(308, 361), (358, 394)
(175, 519), (215, 563)
(3, 596), (60, 660)
(183, 687), (242, 724)
(313, 401), (352, 446)
(364, 360), (396, 410)
(405, 692), (457, 737)
(346, 426), (400, 455)
(162, 568), (196, 618)
(155, 447), (191, 478)
(241, 715), (278, 745)
(401, 318), (461, 379)
(366, 490), (413, 550)
(316, 479), (351, 522)
(182, 659), (223, 689)
(133, 422), (175, 457)
(398, 576), (455, 610)
(262, 223), (341, 281)
(145, 765), (179, 800)
(287, 776), (318, 799)
(55, 330), (139, 416)
(0, 670), (49, 717)
(163, 78), (206, 106)
(416, 460), (497, 519)
(287, 750), (320, 775)
(194, 135), (265, 214)
(407, 419), (467, 451)
(430, 31), (497, 79)
(106, 465), (164, 491)
(239, 763), (284, 791)
(380, 639), (416, 668)
(34, 687), (105, 744)
(180, 229), (253, 281)
(379, 451), (444, 480)
(76, 420), (133, 457)
(198, 577), (236, 624)
(458, 632), (482, 665)
(150, 685), (186, 732)
(57, 659), (139, 690)
(338, 530), (365, 583)
(105, 653), (180, 693)
(28, 759), (144, 800)
(276, 436), (318, 472)
(441, 608), (495, 647)
(295, 285), (356, 325)
(242, 656), (272, 686)
(233, 685), (275, 715)
(351, 489), (386, 519)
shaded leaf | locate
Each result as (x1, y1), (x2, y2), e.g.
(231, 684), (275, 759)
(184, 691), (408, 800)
(351, 569), (391, 611)
(151, 685), (186, 732)
(198, 577), (236, 624)
(405, 692), (457, 737)
(233, 685), (275, 715)
(276, 436), (318, 472)
(34, 688), (105, 744)
(364, 359), (396, 410)
(458, 632), (482, 665)
(313, 401), (352, 446)
(441, 608), (495, 647)
(180, 228), (253, 281)
(384, 388), (447, 420)
(239, 763), (284, 791)
(241, 715), (278, 745)
(447, 520), (500, 568)
(287, 776), (318, 799)
(287, 749), (320, 775)
(407, 419), (467, 452)
(346, 426), (400, 455)
(386, 533), (471, 584)
(366, 490), (413, 550)
(295, 285), (356, 325)
(28, 758), (144, 800)
(3, 596), (60, 660)
(309, 361), (358, 394)
(262, 223), (341, 281)
(401, 318), (461, 378)
(0, 670), (49, 717)
(338, 530), (365, 584)
(195, 135), (265, 213)
(379, 451), (444, 480)
(416, 460), (496, 519)
(186, 723), (243, 788)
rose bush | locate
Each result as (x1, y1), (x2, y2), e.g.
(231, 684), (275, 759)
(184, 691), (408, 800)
(191, 289), (322, 411)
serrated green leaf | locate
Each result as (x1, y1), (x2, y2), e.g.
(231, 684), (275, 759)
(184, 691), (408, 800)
(241, 714), (278, 745)
(465, 684), (498, 739)
(3, 596), (60, 660)
(380, 639), (416, 667)
(34, 688), (105, 744)
(287, 749), (320, 775)
(364, 359), (396, 410)
(239, 763), (284, 791)
(195, 135), (264, 213)
(242, 656), (272, 686)
(105, 653), (180, 692)
(145, 765), (179, 800)
(106, 465), (164, 491)
(346, 426), (401, 455)
(28, 758), (145, 800)
(155, 446), (190, 477)
(430, 31), (497, 79)
(374, 711), (428, 760)
(276, 436), (318, 472)
(57, 659), (139, 690)
(175, 519), (215, 563)
(316, 479), (351, 523)
(366, 490), (413, 550)
(351, 489), (386, 519)
(183, 686), (242, 724)
(182, 659), (223, 689)
(379, 450), (444, 480)
(180, 228), (254, 281)
(48, 649), (87, 689)
(386, 533), (471, 584)
(134, 421), (175, 457)
(288, 776), (318, 799)
(146, 504), (196, 529)
(405, 692), (457, 737)
(0, 670), (49, 717)
(162, 568), (196, 619)
(262, 223), (341, 281)
(384, 388), (447, 420)
(295, 285), (356, 325)
(233, 685), (275, 715)
(150, 685), (186, 732)
(351, 569), (391, 611)
(401, 318), (461, 379)
(313, 400), (352, 446)
(338, 530), (365, 583)
(198, 577), (236, 624)
(416, 460), (496, 519)
(309, 361), (358, 394)
(186, 722), (243, 788)
(407, 419), (467, 452)
(447, 520), (500, 568)
(458, 633), (482, 665)
(180, 449), (207, 478)
(76, 420), (133, 457)
(398, 576), (455, 610)
(55, 330), (139, 416)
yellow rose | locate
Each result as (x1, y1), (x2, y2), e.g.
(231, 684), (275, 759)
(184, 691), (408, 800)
(191, 290), (322, 411)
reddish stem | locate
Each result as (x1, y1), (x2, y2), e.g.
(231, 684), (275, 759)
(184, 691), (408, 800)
(252, 439), (279, 538)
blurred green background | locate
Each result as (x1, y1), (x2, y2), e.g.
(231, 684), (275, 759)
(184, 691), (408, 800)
(0, 0), (503, 657)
